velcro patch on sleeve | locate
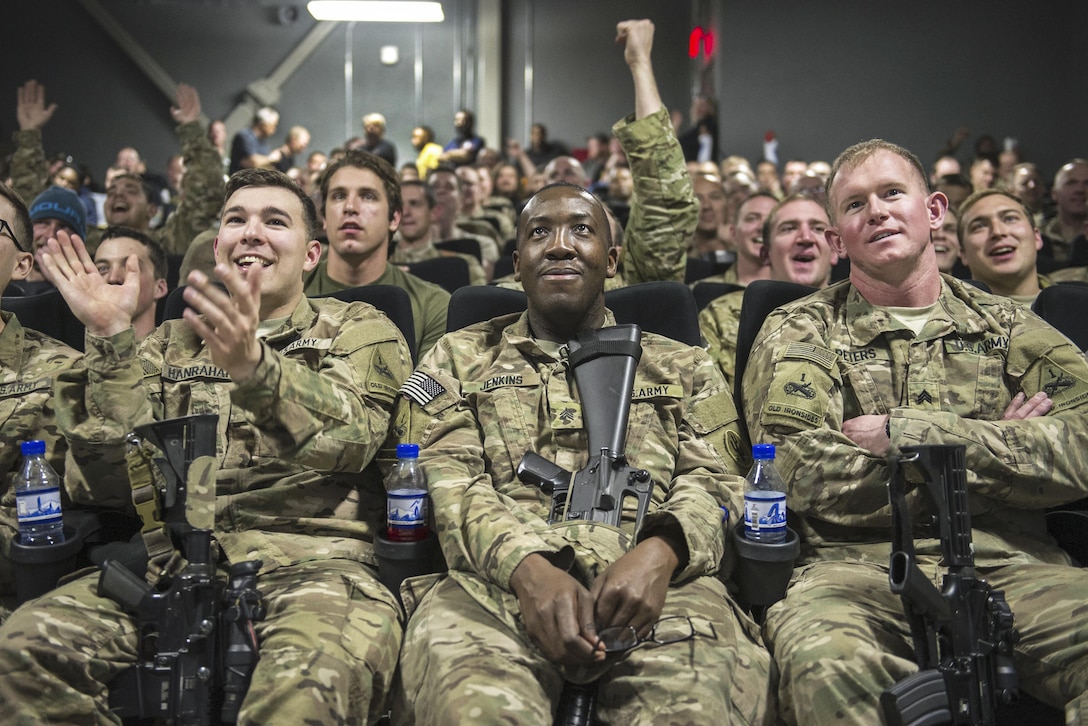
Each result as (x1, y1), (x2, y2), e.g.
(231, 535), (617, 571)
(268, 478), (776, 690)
(1027, 355), (1088, 413)
(783, 341), (837, 370)
(400, 370), (447, 407)
(759, 359), (832, 430)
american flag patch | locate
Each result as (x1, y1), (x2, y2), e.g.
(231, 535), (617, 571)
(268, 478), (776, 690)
(401, 370), (447, 406)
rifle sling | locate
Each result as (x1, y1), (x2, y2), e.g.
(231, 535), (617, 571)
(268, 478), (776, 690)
(126, 442), (176, 584)
(126, 441), (219, 585)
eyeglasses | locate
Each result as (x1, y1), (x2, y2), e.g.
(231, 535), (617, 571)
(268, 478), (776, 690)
(0, 219), (26, 253)
(597, 616), (707, 654)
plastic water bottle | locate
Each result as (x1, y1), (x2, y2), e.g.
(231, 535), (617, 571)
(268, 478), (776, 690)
(14, 440), (65, 546)
(385, 443), (429, 542)
(744, 443), (787, 543)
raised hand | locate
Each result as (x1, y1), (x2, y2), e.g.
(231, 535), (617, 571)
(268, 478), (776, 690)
(170, 82), (201, 125)
(615, 19), (661, 119)
(616, 18), (654, 68)
(38, 230), (138, 338)
(16, 80), (57, 131)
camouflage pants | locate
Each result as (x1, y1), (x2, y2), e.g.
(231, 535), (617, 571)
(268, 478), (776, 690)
(394, 574), (773, 725)
(0, 557), (402, 725)
(764, 559), (1088, 725)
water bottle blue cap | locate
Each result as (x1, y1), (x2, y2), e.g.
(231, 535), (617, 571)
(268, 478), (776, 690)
(20, 440), (46, 456)
(396, 443), (420, 458)
(752, 443), (776, 459)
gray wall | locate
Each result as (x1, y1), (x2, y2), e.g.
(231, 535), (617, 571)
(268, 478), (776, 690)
(710, 0), (1087, 178)
(503, 0), (697, 151)
(0, 0), (474, 182)
(1, 0), (1084, 191)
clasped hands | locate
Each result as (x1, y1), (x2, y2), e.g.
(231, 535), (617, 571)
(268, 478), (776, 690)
(509, 535), (679, 666)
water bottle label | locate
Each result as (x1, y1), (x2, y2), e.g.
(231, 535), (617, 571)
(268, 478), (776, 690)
(744, 491), (787, 536)
(388, 488), (428, 528)
(16, 487), (63, 525)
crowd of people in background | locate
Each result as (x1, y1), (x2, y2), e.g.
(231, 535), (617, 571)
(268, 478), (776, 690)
(6, 74), (1086, 308)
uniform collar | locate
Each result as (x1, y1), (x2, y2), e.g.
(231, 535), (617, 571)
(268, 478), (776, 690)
(844, 275), (995, 347)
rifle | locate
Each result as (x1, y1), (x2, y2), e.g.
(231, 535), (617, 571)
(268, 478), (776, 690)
(880, 445), (1019, 726)
(516, 324), (653, 530)
(98, 414), (265, 725)
(515, 324), (653, 726)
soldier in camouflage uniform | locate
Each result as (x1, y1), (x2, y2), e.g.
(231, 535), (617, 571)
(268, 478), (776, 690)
(392, 83), (772, 724)
(956, 187), (1054, 305)
(10, 80), (224, 255)
(700, 194), (834, 390)
(493, 18), (696, 293)
(0, 182), (82, 620)
(304, 150), (450, 359)
(743, 139), (1088, 725)
(391, 179), (489, 286)
(0, 169), (413, 724)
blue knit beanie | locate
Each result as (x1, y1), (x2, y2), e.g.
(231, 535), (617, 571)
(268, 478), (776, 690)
(29, 186), (87, 236)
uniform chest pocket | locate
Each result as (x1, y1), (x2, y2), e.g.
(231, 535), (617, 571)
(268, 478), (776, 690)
(839, 360), (893, 418)
(0, 381), (51, 462)
(477, 386), (537, 491)
(627, 390), (682, 467)
(944, 350), (1007, 419)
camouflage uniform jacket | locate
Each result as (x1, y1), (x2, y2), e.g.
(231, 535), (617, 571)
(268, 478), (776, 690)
(390, 238), (489, 286)
(11, 122), (224, 254)
(699, 288), (745, 391)
(56, 296), (412, 573)
(743, 275), (1088, 568)
(304, 259), (450, 358)
(399, 310), (747, 633)
(1041, 217), (1074, 263)
(1049, 266), (1088, 284)
(612, 106), (696, 286)
(9, 129), (49, 207)
(691, 264), (743, 287)
(0, 313), (80, 550)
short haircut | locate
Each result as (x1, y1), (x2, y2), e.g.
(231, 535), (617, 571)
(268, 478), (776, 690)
(414, 125), (435, 144)
(826, 139), (929, 221)
(936, 173), (972, 190)
(318, 150), (402, 222)
(735, 190), (779, 225)
(99, 225), (168, 280)
(225, 167), (319, 240)
(400, 179), (436, 209)
(255, 107), (279, 125)
(516, 182), (612, 251)
(761, 193), (829, 246)
(363, 112), (387, 129)
(956, 188), (1037, 242)
(108, 173), (155, 204)
(1055, 158), (1088, 187)
(0, 181), (32, 252)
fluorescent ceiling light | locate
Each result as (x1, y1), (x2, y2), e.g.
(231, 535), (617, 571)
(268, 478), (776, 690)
(308, 1), (444, 22)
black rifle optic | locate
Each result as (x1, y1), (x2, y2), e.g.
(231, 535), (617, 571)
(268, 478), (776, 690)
(881, 445), (1019, 726)
(515, 324), (654, 726)
(98, 414), (265, 725)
